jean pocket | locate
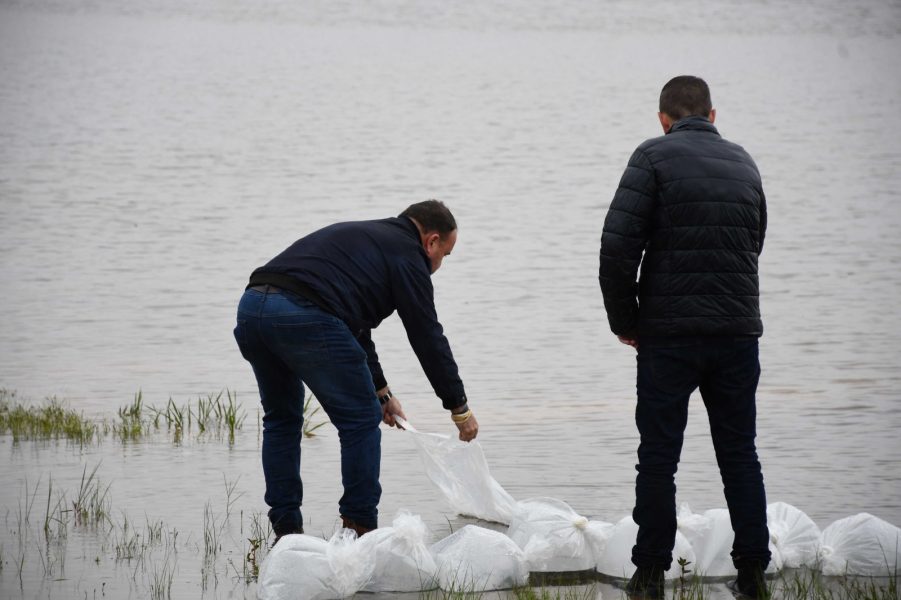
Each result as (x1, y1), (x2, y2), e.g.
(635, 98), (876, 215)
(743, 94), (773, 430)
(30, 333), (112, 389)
(270, 321), (331, 366)
(638, 346), (698, 397)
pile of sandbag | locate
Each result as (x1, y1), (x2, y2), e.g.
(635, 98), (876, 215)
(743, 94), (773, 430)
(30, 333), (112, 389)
(257, 421), (900, 599)
(404, 420), (899, 579)
(257, 519), (529, 599)
(258, 512), (440, 599)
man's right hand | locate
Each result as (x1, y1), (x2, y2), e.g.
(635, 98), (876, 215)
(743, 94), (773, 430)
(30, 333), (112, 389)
(454, 412), (478, 442)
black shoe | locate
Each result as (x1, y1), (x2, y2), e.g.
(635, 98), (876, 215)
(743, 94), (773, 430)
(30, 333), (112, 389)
(727, 565), (768, 599)
(624, 565), (666, 599)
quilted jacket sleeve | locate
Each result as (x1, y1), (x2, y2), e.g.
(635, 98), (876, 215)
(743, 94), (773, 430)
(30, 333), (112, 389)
(758, 186), (767, 254)
(599, 148), (657, 336)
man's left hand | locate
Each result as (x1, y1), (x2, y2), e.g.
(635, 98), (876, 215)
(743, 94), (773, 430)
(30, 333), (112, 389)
(382, 395), (407, 429)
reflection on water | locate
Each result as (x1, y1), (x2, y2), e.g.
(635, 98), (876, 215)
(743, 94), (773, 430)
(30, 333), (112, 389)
(1, 0), (900, 597)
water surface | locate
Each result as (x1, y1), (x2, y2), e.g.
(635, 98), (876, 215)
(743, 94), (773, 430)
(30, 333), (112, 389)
(1, 1), (900, 597)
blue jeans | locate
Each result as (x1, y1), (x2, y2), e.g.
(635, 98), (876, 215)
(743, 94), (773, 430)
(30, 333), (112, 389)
(233, 287), (383, 534)
(632, 336), (771, 571)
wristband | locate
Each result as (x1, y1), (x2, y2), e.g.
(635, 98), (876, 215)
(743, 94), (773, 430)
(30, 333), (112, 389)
(378, 390), (392, 406)
(451, 409), (472, 424)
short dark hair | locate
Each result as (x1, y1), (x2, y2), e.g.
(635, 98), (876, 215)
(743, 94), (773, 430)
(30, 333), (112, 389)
(400, 199), (457, 235)
(659, 75), (712, 120)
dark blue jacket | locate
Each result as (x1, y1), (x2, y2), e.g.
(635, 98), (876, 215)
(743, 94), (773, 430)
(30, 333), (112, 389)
(248, 216), (466, 410)
(599, 116), (767, 337)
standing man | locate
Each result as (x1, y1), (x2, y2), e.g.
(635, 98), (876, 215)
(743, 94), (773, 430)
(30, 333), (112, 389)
(234, 199), (478, 542)
(599, 76), (770, 599)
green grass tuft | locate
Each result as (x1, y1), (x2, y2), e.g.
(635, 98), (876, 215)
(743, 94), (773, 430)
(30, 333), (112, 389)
(0, 389), (98, 444)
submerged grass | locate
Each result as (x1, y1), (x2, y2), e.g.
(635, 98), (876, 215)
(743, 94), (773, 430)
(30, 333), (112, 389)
(661, 568), (900, 600)
(148, 545), (175, 600)
(244, 511), (271, 581)
(0, 389), (98, 444)
(513, 580), (598, 600)
(130, 390), (249, 443)
(772, 568), (899, 600)
(73, 462), (112, 528)
(115, 391), (147, 441)
(499, 570), (899, 600)
(42, 475), (70, 542)
(112, 518), (140, 561)
(0, 387), (306, 446)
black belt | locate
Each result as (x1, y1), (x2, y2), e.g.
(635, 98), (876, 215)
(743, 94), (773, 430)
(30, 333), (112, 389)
(246, 275), (335, 317)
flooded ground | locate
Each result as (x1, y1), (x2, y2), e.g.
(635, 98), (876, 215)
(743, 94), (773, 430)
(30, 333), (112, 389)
(1, 0), (900, 597)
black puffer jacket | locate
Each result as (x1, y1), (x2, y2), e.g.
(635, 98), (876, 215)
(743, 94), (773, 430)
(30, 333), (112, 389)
(599, 116), (767, 337)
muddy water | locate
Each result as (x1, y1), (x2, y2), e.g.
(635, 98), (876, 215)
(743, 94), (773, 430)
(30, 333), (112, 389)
(1, 1), (900, 598)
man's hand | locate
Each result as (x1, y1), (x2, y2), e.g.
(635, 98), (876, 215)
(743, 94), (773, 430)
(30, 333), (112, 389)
(381, 395), (407, 429)
(454, 412), (479, 442)
(617, 335), (639, 349)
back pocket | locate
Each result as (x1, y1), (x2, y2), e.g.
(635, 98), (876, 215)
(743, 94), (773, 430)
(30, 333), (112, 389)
(270, 320), (330, 367)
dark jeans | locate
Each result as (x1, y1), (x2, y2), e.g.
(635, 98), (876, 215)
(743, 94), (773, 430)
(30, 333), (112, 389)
(632, 336), (771, 571)
(233, 287), (383, 534)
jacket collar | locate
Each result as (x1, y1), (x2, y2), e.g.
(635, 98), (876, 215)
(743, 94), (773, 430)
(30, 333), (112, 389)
(667, 115), (719, 136)
(398, 215), (421, 240)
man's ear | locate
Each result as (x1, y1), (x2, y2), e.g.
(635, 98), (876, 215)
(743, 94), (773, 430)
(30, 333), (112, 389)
(708, 108), (716, 124)
(425, 232), (441, 251)
(658, 112), (673, 133)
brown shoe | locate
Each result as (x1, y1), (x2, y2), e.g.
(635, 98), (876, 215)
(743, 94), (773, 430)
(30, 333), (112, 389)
(340, 515), (375, 537)
(272, 526), (304, 547)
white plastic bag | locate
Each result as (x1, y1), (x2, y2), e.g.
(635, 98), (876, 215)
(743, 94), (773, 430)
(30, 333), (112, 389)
(767, 501), (821, 569)
(257, 529), (374, 600)
(507, 497), (602, 572)
(677, 506), (736, 577)
(819, 513), (901, 576)
(677, 504), (783, 576)
(398, 417), (518, 524)
(596, 515), (696, 580)
(430, 524), (530, 591)
(361, 512), (439, 592)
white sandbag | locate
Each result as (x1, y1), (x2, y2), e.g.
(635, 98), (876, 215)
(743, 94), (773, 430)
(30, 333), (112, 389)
(257, 530), (375, 600)
(596, 515), (696, 580)
(507, 497), (602, 572)
(584, 519), (617, 563)
(767, 501), (820, 569)
(678, 506), (736, 577)
(398, 417), (518, 524)
(430, 524), (529, 591)
(677, 504), (783, 576)
(361, 512), (439, 592)
(819, 513), (901, 576)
